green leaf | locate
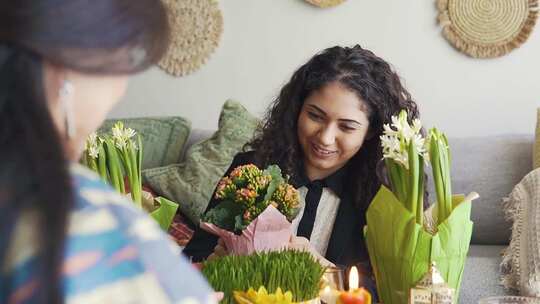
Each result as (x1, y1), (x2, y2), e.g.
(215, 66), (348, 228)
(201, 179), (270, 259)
(442, 133), (453, 214)
(202, 200), (245, 232)
(263, 165), (284, 202)
(150, 197), (179, 230)
(417, 156), (424, 226)
(429, 128), (453, 225)
(234, 214), (246, 232)
(127, 142), (142, 204)
(263, 165), (284, 183)
(87, 155), (98, 174)
(103, 138), (125, 194)
(97, 145), (108, 182)
(386, 158), (406, 203)
(407, 142), (419, 223)
(137, 135), (143, 194)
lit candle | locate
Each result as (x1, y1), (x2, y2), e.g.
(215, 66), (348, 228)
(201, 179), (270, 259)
(337, 266), (372, 304)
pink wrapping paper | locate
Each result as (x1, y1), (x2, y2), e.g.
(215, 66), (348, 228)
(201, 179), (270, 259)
(200, 205), (292, 255)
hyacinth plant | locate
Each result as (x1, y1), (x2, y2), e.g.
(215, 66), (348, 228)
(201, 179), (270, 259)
(202, 164), (300, 233)
(82, 122), (178, 230)
(82, 122), (142, 205)
(380, 110), (454, 226)
(112, 122), (143, 205)
(380, 110), (427, 226)
(365, 109), (475, 304)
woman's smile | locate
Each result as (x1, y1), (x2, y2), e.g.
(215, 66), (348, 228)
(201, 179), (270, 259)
(310, 142), (338, 158)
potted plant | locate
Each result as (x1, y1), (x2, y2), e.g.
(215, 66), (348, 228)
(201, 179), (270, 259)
(200, 164), (301, 255)
(202, 250), (325, 304)
(81, 122), (179, 230)
(364, 110), (479, 303)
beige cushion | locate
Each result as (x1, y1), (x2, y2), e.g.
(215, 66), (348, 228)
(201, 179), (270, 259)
(142, 100), (260, 224)
(501, 168), (540, 296)
(534, 108), (540, 170)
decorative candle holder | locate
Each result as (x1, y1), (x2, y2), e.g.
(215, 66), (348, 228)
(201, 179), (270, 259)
(409, 262), (455, 304)
(337, 266), (372, 304)
(322, 266), (345, 291)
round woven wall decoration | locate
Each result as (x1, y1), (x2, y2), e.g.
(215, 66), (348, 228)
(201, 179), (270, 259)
(304, 0), (346, 8)
(437, 0), (538, 58)
(158, 0), (223, 76)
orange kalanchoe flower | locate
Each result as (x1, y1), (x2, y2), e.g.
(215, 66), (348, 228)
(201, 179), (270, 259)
(204, 163), (300, 232)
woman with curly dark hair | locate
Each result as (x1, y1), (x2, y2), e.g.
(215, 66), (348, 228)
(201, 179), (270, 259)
(185, 44), (422, 277)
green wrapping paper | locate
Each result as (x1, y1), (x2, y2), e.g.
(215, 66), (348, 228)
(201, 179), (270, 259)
(364, 186), (473, 304)
(150, 197), (179, 230)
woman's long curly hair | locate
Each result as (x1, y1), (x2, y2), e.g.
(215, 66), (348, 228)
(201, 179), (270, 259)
(247, 45), (421, 210)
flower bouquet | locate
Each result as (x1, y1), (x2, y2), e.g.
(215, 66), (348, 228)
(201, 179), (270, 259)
(82, 122), (179, 230)
(364, 110), (478, 304)
(200, 164), (300, 255)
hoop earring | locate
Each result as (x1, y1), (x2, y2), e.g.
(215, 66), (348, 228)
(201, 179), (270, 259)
(59, 80), (75, 139)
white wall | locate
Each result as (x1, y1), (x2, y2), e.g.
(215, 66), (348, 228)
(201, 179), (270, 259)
(111, 0), (540, 137)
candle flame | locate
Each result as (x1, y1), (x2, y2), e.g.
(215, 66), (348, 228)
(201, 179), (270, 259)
(349, 266), (359, 290)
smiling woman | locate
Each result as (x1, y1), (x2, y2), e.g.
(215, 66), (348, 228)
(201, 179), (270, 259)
(184, 44), (424, 299)
(297, 81), (371, 181)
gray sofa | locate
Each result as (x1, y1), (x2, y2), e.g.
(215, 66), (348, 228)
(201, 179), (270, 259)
(451, 135), (532, 303)
(183, 129), (533, 303)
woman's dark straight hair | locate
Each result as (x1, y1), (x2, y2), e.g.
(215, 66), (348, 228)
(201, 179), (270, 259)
(0, 0), (169, 302)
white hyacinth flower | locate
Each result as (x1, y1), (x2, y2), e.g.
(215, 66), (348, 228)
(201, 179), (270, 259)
(412, 119), (422, 134)
(383, 123), (398, 136)
(85, 132), (100, 159)
(390, 112), (419, 142)
(87, 132), (97, 144)
(380, 111), (427, 169)
(112, 123), (125, 149)
(88, 146), (99, 159)
(413, 134), (426, 154)
(112, 122), (137, 150)
(380, 134), (400, 154)
(380, 134), (409, 168)
(124, 127), (136, 139)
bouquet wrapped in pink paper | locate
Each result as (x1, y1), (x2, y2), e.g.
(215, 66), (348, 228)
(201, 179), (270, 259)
(200, 164), (300, 255)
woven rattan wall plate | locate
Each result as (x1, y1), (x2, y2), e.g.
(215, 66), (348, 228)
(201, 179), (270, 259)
(159, 0), (223, 76)
(305, 0), (346, 8)
(437, 0), (539, 58)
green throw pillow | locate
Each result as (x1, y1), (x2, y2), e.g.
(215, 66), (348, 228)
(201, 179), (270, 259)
(99, 117), (191, 170)
(142, 100), (260, 224)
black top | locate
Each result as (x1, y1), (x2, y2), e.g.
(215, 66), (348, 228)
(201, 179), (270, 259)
(183, 151), (370, 270)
